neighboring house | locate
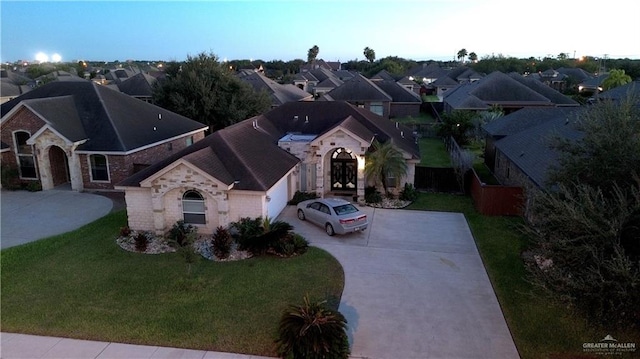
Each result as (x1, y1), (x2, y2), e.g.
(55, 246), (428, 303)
(397, 76), (421, 95)
(595, 81), (639, 101)
(321, 73), (393, 117)
(0, 81), (207, 191)
(116, 72), (157, 103)
(578, 73), (609, 94)
(238, 71), (313, 107)
(370, 70), (396, 82)
(116, 101), (419, 235)
(374, 80), (422, 118)
(299, 59), (337, 73)
(443, 71), (579, 114)
(0, 69), (32, 104)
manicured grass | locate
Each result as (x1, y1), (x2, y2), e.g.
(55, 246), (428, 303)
(405, 192), (639, 359)
(418, 137), (451, 167)
(0, 211), (345, 357)
(393, 113), (435, 125)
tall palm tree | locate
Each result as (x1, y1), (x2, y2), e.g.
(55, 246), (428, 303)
(364, 140), (408, 195)
(457, 48), (468, 63)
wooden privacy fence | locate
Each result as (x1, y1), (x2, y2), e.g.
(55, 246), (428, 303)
(469, 169), (524, 216)
(414, 166), (461, 193)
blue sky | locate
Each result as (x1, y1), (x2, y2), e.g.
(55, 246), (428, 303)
(1, 0), (639, 63)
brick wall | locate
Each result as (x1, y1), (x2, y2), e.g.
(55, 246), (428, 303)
(124, 188), (154, 231)
(81, 132), (206, 190)
(390, 103), (421, 118)
(228, 191), (265, 223)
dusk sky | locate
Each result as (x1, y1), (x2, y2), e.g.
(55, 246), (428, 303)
(1, 0), (639, 64)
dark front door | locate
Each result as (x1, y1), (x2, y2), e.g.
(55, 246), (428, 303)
(331, 159), (357, 191)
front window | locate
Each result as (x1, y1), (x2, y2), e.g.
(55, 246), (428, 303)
(186, 136), (194, 146)
(183, 190), (205, 224)
(14, 131), (37, 179)
(89, 154), (109, 181)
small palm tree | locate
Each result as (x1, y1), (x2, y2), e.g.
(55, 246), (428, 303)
(276, 296), (350, 359)
(364, 140), (408, 195)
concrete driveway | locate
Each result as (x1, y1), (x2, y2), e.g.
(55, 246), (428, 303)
(278, 205), (520, 359)
(0, 189), (113, 249)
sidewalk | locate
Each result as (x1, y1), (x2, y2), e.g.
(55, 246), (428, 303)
(0, 333), (275, 359)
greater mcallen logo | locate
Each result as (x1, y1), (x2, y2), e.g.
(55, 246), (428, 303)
(583, 335), (636, 354)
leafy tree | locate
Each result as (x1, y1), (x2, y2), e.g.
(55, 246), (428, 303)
(557, 52), (568, 60)
(307, 45), (319, 63)
(602, 69), (632, 91)
(152, 52), (271, 132)
(276, 295), (350, 359)
(548, 95), (640, 193)
(436, 110), (475, 146)
(468, 52), (478, 62)
(526, 95), (640, 327)
(364, 140), (408, 195)
(457, 48), (468, 63)
(363, 46), (376, 63)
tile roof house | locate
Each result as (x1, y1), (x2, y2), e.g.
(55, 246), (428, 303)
(443, 71), (579, 114)
(238, 71), (314, 107)
(0, 81), (207, 191)
(116, 101), (419, 235)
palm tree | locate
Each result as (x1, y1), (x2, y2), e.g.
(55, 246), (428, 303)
(364, 140), (408, 195)
(468, 52), (478, 63)
(457, 48), (468, 63)
(602, 69), (632, 90)
(276, 296), (350, 359)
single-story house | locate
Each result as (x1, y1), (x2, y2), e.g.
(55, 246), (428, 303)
(116, 101), (420, 235)
(238, 71), (314, 107)
(0, 81), (208, 191)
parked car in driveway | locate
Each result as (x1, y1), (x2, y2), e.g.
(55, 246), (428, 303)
(296, 198), (368, 236)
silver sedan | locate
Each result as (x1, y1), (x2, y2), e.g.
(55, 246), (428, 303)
(296, 198), (368, 236)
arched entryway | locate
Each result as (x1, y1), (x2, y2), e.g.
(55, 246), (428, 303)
(330, 148), (357, 192)
(49, 146), (70, 187)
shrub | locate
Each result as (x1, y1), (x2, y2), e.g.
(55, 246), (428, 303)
(26, 181), (42, 192)
(119, 226), (132, 237)
(212, 226), (233, 259)
(0, 165), (20, 190)
(287, 191), (319, 205)
(364, 186), (382, 204)
(134, 232), (149, 252)
(399, 183), (419, 201)
(273, 233), (309, 257)
(169, 220), (196, 247)
(230, 217), (294, 256)
(276, 295), (350, 359)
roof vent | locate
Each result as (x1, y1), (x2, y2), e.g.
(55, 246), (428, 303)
(305, 115), (309, 124)
(401, 131), (404, 138)
(294, 115), (299, 121)
(158, 113), (162, 120)
(252, 120), (259, 129)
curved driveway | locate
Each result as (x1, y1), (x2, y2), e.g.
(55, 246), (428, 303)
(1, 189), (113, 249)
(278, 205), (520, 359)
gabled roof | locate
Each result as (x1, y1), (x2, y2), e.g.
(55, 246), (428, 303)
(507, 72), (579, 106)
(444, 71), (571, 110)
(397, 76), (417, 86)
(1, 81), (207, 152)
(117, 72), (156, 98)
(597, 81), (639, 101)
(324, 73), (393, 102)
(239, 72), (313, 106)
(374, 80), (421, 103)
(316, 77), (343, 89)
(483, 107), (578, 137)
(371, 70), (396, 81)
(494, 110), (584, 188)
(556, 67), (592, 82)
(21, 96), (87, 142)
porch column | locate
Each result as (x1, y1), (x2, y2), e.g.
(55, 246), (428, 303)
(150, 194), (166, 235)
(35, 145), (54, 190)
(69, 145), (83, 191)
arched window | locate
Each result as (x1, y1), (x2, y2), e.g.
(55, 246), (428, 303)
(183, 190), (205, 224)
(89, 154), (109, 181)
(14, 131), (37, 179)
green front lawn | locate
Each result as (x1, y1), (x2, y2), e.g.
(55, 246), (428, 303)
(406, 192), (639, 358)
(0, 211), (344, 357)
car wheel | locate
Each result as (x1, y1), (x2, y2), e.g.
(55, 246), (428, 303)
(325, 223), (335, 236)
(297, 209), (305, 220)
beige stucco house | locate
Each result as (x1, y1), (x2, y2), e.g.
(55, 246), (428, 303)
(116, 101), (420, 235)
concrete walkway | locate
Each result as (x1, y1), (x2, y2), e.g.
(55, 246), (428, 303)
(279, 205), (520, 359)
(1, 189), (113, 249)
(0, 333), (273, 359)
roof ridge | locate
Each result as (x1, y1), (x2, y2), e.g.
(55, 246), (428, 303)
(218, 123), (270, 189)
(93, 82), (128, 151)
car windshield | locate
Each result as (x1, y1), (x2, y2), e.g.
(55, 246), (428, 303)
(333, 204), (358, 215)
